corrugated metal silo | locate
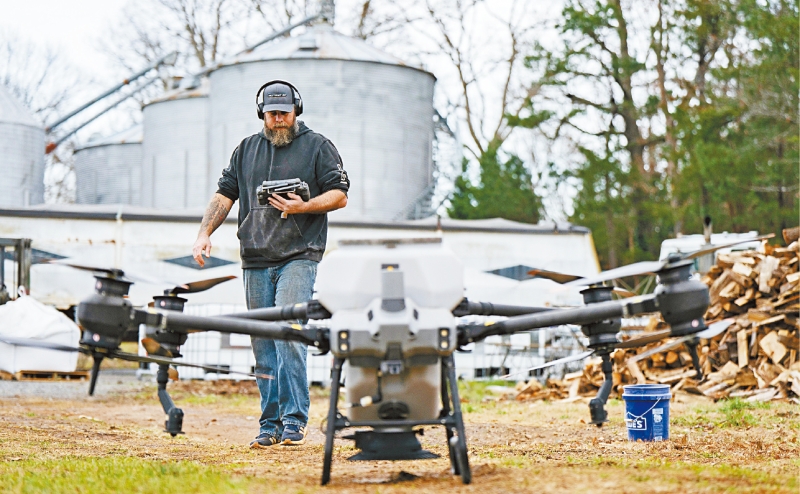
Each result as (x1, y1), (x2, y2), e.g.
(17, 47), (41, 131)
(74, 125), (143, 205)
(207, 24), (436, 221)
(0, 85), (45, 207)
(141, 79), (210, 209)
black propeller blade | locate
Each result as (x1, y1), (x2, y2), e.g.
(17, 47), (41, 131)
(110, 350), (273, 380)
(47, 262), (130, 281)
(0, 336), (273, 386)
(47, 262), (237, 294)
(47, 261), (161, 285)
(526, 268), (636, 297)
(0, 335), (88, 354)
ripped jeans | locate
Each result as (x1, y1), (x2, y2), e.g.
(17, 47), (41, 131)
(244, 260), (316, 439)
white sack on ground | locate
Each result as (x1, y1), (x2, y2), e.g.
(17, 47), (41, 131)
(0, 296), (80, 373)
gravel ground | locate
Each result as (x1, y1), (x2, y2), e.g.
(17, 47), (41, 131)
(0, 369), (147, 400)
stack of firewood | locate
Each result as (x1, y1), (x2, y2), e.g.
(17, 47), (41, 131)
(516, 233), (799, 404)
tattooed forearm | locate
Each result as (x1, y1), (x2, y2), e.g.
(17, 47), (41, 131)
(199, 194), (233, 236)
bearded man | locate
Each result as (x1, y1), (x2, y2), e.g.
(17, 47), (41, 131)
(192, 81), (349, 448)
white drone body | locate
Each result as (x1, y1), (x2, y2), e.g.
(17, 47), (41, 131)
(316, 238), (463, 423)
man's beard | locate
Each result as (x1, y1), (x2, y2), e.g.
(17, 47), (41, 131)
(265, 120), (299, 147)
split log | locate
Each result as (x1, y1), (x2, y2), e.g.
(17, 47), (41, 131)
(783, 226), (800, 245)
(737, 330), (749, 368)
(759, 331), (788, 365)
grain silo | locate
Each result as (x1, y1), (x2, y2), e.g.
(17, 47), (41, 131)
(140, 79), (210, 209)
(207, 23), (436, 221)
(0, 85), (45, 207)
(73, 125), (143, 205)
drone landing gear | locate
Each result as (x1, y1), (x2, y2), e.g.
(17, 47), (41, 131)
(589, 352), (613, 426)
(88, 353), (105, 396)
(320, 355), (471, 486)
(685, 339), (704, 380)
(156, 364), (184, 437)
(441, 353), (471, 484)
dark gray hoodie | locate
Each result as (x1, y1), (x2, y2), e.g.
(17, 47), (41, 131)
(216, 122), (349, 269)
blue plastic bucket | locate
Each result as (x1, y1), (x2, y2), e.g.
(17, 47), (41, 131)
(622, 384), (671, 442)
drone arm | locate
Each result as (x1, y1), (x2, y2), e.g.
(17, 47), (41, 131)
(223, 300), (332, 321)
(452, 298), (554, 317)
(458, 295), (658, 346)
(143, 310), (330, 351)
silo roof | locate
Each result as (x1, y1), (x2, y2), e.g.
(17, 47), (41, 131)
(0, 85), (40, 128)
(75, 124), (143, 151)
(216, 25), (430, 75)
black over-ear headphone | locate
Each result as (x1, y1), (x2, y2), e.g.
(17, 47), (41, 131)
(256, 79), (304, 119)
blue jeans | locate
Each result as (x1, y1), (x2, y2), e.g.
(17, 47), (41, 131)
(244, 260), (317, 438)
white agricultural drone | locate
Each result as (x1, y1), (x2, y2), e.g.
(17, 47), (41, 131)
(5, 237), (741, 485)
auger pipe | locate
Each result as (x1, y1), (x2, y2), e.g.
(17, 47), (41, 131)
(50, 77), (159, 148)
(46, 51), (177, 132)
(458, 295), (659, 346)
(452, 298), (554, 317)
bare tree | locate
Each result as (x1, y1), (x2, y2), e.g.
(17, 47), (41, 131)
(0, 30), (83, 125)
(394, 1), (543, 161)
(249, 0), (310, 31)
(103, 0), (253, 80)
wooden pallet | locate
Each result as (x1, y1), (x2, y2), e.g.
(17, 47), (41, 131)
(13, 370), (90, 381)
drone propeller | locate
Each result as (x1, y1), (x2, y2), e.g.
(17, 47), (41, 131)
(500, 319), (734, 379)
(0, 335), (89, 354)
(166, 275), (237, 295)
(527, 234), (775, 290)
(566, 234), (775, 288)
(48, 262), (128, 279)
(0, 336), (272, 390)
(527, 268), (635, 298)
(141, 337), (173, 357)
(110, 350), (273, 380)
(48, 262), (237, 294)
(627, 318), (734, 362)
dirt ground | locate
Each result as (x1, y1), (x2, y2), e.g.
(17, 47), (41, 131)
(0, 377), (798, 493)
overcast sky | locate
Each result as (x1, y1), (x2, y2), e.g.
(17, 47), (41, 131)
(1, 0), (129, 82)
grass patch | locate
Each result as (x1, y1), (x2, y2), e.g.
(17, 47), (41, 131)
(0, 456), (259, 494)
(718, 398), (771, 428)
(672, 399), (791, 430)
(457, 380), (516, 414)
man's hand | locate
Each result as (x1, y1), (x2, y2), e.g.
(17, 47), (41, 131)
(268, 192), (308, 216)
(193, 234), (213, 267)
(194, 193), (233, 266)
(268, 189), (347, 217)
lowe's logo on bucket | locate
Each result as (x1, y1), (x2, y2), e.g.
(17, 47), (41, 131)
(625, 414), (646, 430)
